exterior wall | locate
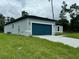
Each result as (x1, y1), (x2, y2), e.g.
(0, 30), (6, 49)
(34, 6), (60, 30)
(55, 25), (63, 33)
(4, 19), (28, 35)
(27, 18), (56, 35)
(4, 18), (56, 36)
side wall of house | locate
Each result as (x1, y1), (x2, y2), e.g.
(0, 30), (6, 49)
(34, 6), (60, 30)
(55, 25), (63, 33)
(4, 19), (28, 35)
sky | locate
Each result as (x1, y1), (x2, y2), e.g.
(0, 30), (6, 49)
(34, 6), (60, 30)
(0, 0), (79, 20)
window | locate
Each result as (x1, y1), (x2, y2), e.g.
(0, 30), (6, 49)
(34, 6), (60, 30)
(58, 26), (59, 31)
(12, 24), (14, 28)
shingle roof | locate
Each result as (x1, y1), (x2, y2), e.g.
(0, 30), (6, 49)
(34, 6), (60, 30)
(5, 15), (56, 25)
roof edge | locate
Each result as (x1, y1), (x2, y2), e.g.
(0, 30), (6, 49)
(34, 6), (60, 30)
(5, 15), (56, 25)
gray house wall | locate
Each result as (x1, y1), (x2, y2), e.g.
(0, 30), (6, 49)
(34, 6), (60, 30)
(4, 19), (28, 35)
(4, 18), (56, 36)
(55, 25), (63, 33)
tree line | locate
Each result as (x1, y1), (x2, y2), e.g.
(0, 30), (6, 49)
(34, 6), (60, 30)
(56, 1), (79, 32)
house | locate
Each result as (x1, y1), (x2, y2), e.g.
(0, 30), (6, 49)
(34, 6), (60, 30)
(4, 15), (63, 36)
(55, 25), (63, 33)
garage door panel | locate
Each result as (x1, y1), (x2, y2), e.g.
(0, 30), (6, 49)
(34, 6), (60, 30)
(32, 23), (52, 35)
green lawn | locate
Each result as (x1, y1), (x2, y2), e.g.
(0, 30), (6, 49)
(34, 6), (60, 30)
(64, 33), (79, 39)
(0, 33), (79, 59)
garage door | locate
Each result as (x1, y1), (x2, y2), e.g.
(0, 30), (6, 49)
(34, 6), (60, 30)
(32, 23), (52, 35)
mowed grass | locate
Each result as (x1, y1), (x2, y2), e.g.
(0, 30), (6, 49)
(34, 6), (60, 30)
(0, 33), (79, 59)
(64, 33), (79, 39)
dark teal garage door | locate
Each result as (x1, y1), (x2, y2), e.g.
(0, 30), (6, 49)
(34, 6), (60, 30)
(32, 23), (52, 35)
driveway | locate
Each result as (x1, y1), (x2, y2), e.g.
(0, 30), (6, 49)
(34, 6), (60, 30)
(35, 35), (79, 48)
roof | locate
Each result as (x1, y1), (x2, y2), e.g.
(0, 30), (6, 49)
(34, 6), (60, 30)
(5, 15), (56, 25)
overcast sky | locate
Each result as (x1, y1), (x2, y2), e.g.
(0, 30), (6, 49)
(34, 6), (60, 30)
(0, 0), (79, 19)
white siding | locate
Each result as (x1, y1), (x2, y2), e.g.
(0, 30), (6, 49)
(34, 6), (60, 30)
(55, 25), (63, 33)
(4, 19), (28, 35)
(4, 18), (56, 36)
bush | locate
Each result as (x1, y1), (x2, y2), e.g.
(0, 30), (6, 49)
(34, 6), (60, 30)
(55, 32), (63, 36)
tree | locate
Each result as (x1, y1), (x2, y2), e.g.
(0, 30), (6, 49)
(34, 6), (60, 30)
(59, 1), (79, 32)
(59, 1), (70, 19)
(70, 15), (79, 32)
(5, 17), (15, 23)
(22, 11), (29, 17)
(69, 3), (79, 32)
(0, 14), (5, 32)
(70, 3), (79, 18)
(58, 1), (69, 32)
(10, 17), (15, 22)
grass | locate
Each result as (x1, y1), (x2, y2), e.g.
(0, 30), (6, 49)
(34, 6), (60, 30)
(64, 33), (79, 39)
(0, 33), (78, 59)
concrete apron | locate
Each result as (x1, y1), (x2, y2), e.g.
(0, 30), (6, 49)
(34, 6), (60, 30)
(35, 35), (79, 48)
